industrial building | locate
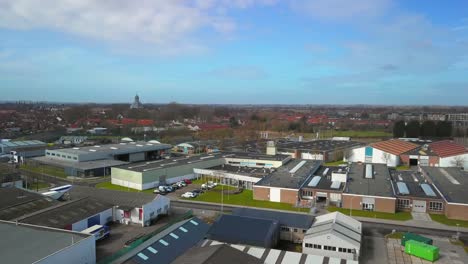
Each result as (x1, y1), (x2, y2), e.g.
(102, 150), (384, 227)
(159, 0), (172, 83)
(421, 167), (468, 220)
(0, 220), (96, 264)
(0, 187), (58, 221)
(111, 152), (291, 190)
(390, 170), (444, 214)
(274, 139), (364, 162)
(303, 212), (362, 261)
(232, 208), (314, 243)
(207, 214), (280, 248)
(194, 164), (270, 190)
(172, 244), (262, 264)
(120, 217), (210, 264)
(253, 160), (321, 205)
(34, 141), (172, 177)
(300, 165), (348, 208)
(174, 140), (219, 154)
(70, 186), (170, 226)
(200, 240), (359, 264)
(0, 140), (47, 158)
(342, 163), (396, 213)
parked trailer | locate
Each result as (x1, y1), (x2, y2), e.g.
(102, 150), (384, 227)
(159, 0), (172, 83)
(405, 240), (439, 262)
(401, 232), (433, 246)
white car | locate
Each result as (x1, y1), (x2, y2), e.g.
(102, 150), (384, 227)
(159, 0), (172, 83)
(181, 192), (196, 198)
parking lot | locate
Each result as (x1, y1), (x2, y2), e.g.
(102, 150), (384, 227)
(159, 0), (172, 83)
(161, 180), (210, 199)
(386, 236), (468, 264)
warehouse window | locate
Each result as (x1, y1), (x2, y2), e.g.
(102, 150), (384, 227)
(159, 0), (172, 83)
(302, 190), (313, 197)
(348, 249), (353, 253)
(313, 244), (321, 249)
(324, 246), (336, 251)
(429, 201), (443, 211)
(281, 227), (290, 232)
(397, 199), (410, 209)
(294, 228), (298, 232)
(67, 156), (71, 159)
(73, 157), (77, 160)
(303, 229), (307, 233)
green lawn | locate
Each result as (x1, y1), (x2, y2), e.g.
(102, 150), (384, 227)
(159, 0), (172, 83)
(186, 188), (309, 213)
(386, 232), (404, 239)
(328, 206), (413, 221)
(25, 182), (50, 190)
(324, 160), (346, 166)
(21, 164), (68, 178)
(430, 214), (468, 228)
(95, 181), (155, 194)
(396, 165), (411, 171)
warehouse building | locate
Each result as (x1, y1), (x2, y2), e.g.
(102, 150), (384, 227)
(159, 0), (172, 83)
(342, 163), (396, 213)
(390, 170), (444, 214)
(34, 141), (171, 177)
(19, 197), (114, 232)
(207, 214), (280, 248)
(303, 212), (362, 261)
(275, 139), (364, 162)
(0, 220), (96, 264)
(120, 217), (210, 264)
(112, 152), (290, 190)
(194, 164), (270, 190)
(346, 139), (419, 167)
(253, 160), (321, 205)
(0, 187), (58, 221)
(0, 140), (47, 158)
(172, 244), (262, 264)
(232, 208), (314, 243)
(300, 165), (348, 207)
(421, 167), (468, 220)
(70, 186), (170, 227)
(200, 240), (359, 264)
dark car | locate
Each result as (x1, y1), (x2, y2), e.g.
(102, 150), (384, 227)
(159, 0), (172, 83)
(192, 189), (204, 195)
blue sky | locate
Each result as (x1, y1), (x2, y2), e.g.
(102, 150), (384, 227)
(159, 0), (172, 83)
(1, 0), (467, 105)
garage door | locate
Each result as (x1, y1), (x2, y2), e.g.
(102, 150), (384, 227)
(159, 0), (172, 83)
(87, 214), (100, 227)
(270, 188), (281, 202)
(412, 200), (426, 213)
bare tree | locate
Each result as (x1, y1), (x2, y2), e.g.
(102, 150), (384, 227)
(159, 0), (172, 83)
(381, 152), (392, 165)
(451, 156), (466, 168)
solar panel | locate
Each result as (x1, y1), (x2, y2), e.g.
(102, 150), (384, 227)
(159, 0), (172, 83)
(420, 183), (436, 197)
(330, 181), (341, 189)
(308, 176), (321, 187)
(396, 182), (410, 195)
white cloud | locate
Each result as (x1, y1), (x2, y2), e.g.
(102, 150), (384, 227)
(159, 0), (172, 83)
(0, 0), (275, 55)
(290, 0), (392, 21)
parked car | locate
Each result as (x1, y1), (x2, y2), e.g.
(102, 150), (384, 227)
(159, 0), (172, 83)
(178, 181), (187, 187)
(165, 186), (174, 192)
(171, 183), (180, 189)
(183, 179), (192, 184)
(181, 192), (196, 198)
(153, 189), (167, 195)
(192, 189), (204, 195)
(158, 185), (168, 192)
(201, 184), (208, 190)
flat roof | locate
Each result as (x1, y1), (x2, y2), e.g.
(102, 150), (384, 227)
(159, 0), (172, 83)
(115, 153), (225, 172)
(19, 197), (113, 228)
(48, 141), (172, 156)
(70, 185), (160, 208)
(344, 163), (394, 197)
(302, 166), (347, 191)
(224, 151), (291, 161)
(34, 156), (128, 170)
(0, 140), (46, 148)
(0, 188), (58, 221)
(390, 170), (442, 199)
(0, 221), (89, 264)
(276, 139), (364, 152)
(422, 167), (468, 204)
(206, 164), (270, 178)
(172, 244), (262, 264)
(255, 160), (322, 189)
(232, 208), (314, 229)
(207, 214), (279, 246)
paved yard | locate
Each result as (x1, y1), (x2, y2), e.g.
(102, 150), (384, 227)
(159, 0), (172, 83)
(386, 236), (468, 264)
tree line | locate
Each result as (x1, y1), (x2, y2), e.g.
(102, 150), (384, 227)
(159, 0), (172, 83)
(393, 120), (452, 138)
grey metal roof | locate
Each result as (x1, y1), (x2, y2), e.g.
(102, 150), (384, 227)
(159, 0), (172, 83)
(344, 163), (395, 197)
(207, 214), (279, 247)
(124, 217), (210, 264)
(232, 208), (314, 229)
(172, 244), (262, 264)
(276, 139), (364, 152)
(19, 197), (113, 228)
(0, 140), (46, 148)
(422, 167), (468, 204)
(70, 185), (159, 208)
(205, 164), (270, 178)
(48, 141), (171, 156)
(302, 166), (346, 191)
(255, 159), (322, 189)
(389, 170), (442, 199)
(0, 188), (58, 221)
(0, 221), (89, 264)
(34, 156), (128, 170)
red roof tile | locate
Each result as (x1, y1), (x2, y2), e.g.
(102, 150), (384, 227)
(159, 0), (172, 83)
(371, 139), (419, 156)
(429, 140), (467, 158)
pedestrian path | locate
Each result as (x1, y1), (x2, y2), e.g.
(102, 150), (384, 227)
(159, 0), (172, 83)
(354, 216), (468, 233)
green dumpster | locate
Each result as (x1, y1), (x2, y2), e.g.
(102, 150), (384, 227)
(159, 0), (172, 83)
(405, 240), (439, 262)
(401, 232), (433, 246)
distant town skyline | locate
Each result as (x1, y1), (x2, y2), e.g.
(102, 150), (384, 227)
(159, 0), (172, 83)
(1, 0), (468, 105)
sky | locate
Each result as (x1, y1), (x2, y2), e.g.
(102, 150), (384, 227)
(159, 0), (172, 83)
(1, 0), (468, 105)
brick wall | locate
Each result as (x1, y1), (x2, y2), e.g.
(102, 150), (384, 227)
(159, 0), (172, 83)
(375, 197), (396, 213)
(445, 203), (468, 221)
(280, 189), (299, 205)
(253, 186), (269, 201)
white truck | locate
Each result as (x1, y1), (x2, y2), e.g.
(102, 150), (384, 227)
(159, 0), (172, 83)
(80, 225), (110, 241)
